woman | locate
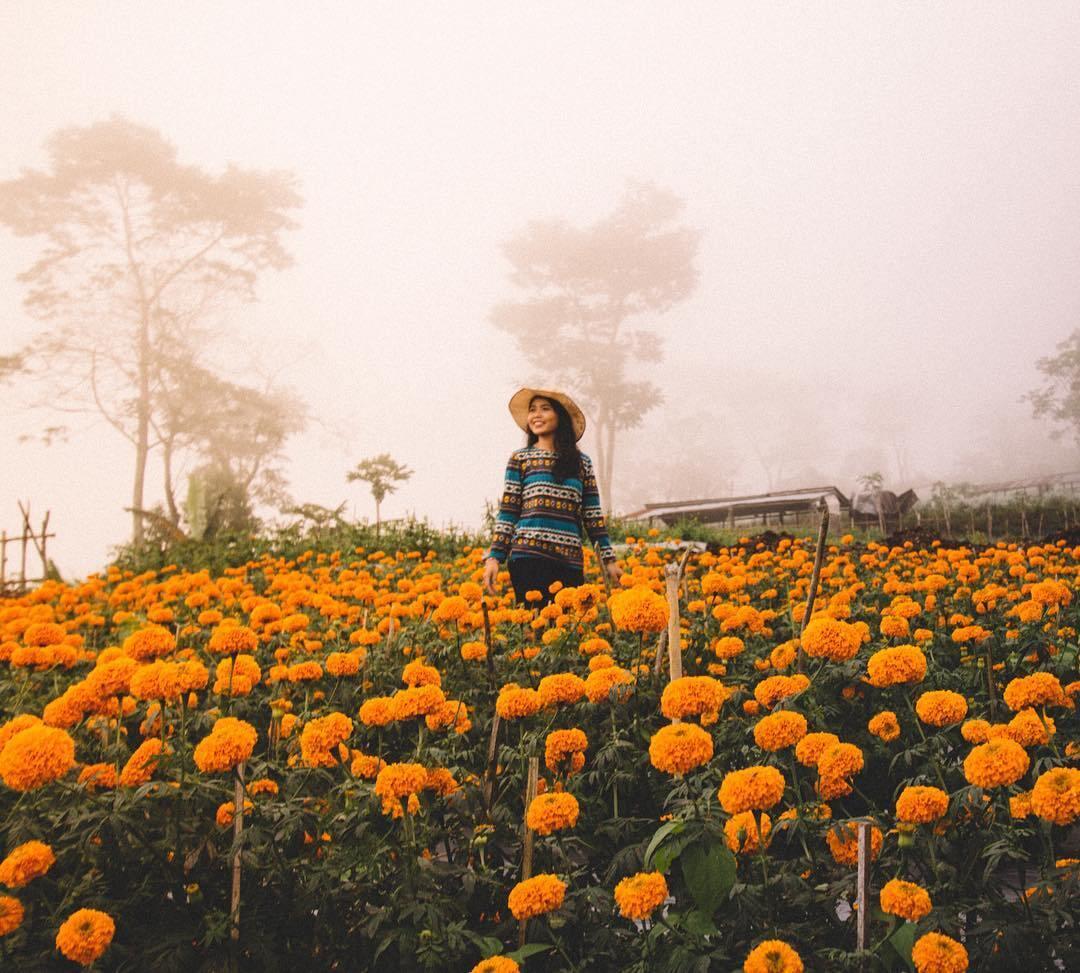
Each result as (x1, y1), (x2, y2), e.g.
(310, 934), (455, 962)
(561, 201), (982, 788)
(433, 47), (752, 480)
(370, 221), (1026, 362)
(482, 387), (623, 605)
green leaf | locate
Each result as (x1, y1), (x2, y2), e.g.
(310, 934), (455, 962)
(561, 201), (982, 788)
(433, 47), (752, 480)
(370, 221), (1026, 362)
(888, 922), (917, 972)
(679, 841), (736, 916)
(682, 909), (718, 938)
(506, 943), (552, 963)
(643, 820), (684, 867)
(479, 936), (504, 958)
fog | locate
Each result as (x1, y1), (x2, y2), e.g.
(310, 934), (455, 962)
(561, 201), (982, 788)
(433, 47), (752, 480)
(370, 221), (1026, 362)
(2, 1), (1080, 577)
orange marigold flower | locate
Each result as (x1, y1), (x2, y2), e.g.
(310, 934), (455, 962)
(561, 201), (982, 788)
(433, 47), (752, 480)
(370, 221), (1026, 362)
(963, 738), (1029, 789)
(753, 674), (809, 709)
(713, 636), (745, 659)
(425, 699), (472, 734)
(579, 636), (611, 656)
(0, 894), (24, 936)
(208, 624), (258, 655)
(350, 751), (385, 779)
(609, 585), (669, 634)
(868, 711), (900, 742)
(1002, 672), (1068, 711)
(743, 939), (803, 973)
(325, 651), (362, 677)
(896, 785), (949, 824)
(0, 725), (76, 791)
(826, 821), (883, 866)
(287, 661), (323, 683)
(725, 811), (772, 854)
(817, 742), (864, 780)
(55, 908), (115, 965)
(402, 659), (441, 687)
(215, 799), (252, 828)
(122, 625), (175, 661)
(793, 732), (840, 768)
(358, 696), (394, 727)
(753, 711), (808, 751)
(1030, 767), (1080, 825)
(496, 684), (542, 720)
(545, 728), (588, 775)
(23, 622), (65, 647)
(0, 840), (55, 888)
(247, 778), (279, 797)
(801, 616), (861, 661)
(77, 763), (117, 791)
(915, 690), (968, 727)
(538, 673), (587, 707)
(613, 871), (668, 921)
(374, 761), (427, 807)
(584, 665), (635, 704)
(0, 714), (43, 752)
(649, 723), (714, 775)
(718, 765), (786, 814)
(661, 676), (730, 724)
(507, 873), (566, 919)
(193, 717), (257, 773)
(129, 660), (184, 702)
(214, 655), (262, 696)
(119, 738), (165, 787)
(471, 958), (520, 973)
(911, 931), (968, 973)
(424, 767), (459, 796)
(300, 713), (353, 768)
(1009, 791), (1033, 819)
(460, 640), (488, 661)
(866, 645), (927, 687)
(526, 792), (580, 835)
(390, 684), (446, 721)
(1007, 708), (1055, 747)
(85, 657), (139, 698)
(960, 719), (991, 744)
(880, 878), (932, 922)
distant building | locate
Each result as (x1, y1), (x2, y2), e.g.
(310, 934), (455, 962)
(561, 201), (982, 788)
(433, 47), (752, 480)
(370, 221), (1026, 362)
(626, 486), (850, 530)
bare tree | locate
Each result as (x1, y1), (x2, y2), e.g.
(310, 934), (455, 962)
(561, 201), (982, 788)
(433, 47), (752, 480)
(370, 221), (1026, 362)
(0, 117), (302, 543)
(492, 181), (700, 510)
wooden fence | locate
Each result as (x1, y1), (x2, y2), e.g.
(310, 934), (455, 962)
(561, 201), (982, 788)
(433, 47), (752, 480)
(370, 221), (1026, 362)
(0, 501), (55, 594)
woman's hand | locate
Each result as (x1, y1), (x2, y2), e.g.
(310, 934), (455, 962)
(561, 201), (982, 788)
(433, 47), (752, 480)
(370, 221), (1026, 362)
(483, 557), (501, 595)
(604, 560), (624, 586)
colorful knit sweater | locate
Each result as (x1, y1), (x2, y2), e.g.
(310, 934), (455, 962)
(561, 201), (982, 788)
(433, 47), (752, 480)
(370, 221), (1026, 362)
(484, 447), (616, 568)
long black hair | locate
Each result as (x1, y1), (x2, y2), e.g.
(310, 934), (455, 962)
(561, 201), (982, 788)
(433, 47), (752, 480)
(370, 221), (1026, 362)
(525, 395), (583, 484)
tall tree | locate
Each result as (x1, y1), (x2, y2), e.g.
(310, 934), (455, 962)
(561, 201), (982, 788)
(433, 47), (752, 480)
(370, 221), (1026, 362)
(491, 181), (700, 509)
(1027, 329), (1080, 450)
(0, 116), (302, 543)
(347, 453), (413, 538)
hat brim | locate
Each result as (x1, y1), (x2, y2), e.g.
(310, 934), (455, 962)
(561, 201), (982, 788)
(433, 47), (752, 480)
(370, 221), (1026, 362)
(509, 388), (586, 441)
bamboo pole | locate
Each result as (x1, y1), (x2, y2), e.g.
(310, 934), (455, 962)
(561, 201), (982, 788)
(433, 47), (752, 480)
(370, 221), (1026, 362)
(518, 756), (539, 949)
(664, 563), (682, 685)
(231, 763), (246, 949)
(855, 821), (871, 957)
(482, 713), (501, 820)
(797, 501), (830, 674)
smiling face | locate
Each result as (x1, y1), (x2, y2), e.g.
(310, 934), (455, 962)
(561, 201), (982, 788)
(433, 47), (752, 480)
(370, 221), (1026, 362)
(527, 397), (559, 439)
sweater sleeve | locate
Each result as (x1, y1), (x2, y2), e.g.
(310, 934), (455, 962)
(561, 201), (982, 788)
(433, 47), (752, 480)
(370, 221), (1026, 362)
(484, 451), (522, 562)
(581, 454), (616, 563)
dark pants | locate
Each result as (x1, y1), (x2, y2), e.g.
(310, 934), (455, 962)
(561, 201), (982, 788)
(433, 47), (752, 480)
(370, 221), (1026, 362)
(508, 555), (584, 607)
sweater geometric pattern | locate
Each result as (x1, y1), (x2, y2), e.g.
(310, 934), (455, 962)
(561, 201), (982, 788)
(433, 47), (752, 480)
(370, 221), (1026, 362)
(484, 447), (616, 569)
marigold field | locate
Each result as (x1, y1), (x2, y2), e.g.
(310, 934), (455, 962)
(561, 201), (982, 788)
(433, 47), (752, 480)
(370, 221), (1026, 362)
(0, 534), (1077, 971)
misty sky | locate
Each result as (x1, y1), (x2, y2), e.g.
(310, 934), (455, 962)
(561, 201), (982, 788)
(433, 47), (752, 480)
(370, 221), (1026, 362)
(3, 1), (1080, 578)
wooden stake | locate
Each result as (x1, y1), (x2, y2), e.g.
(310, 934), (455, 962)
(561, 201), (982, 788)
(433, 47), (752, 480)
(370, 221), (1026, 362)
(855, 821), (871, 955)
(482, 713), (501, 820)
(664, 562), (682, 685)
(797, 500), (830, 674)
(481, 599), (496, 687)
(231, 763), (245, 947)
(518, 756), (539, 949)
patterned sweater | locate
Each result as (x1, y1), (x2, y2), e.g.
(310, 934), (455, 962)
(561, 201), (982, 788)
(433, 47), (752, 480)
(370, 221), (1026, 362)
(484, 447), (616, 568)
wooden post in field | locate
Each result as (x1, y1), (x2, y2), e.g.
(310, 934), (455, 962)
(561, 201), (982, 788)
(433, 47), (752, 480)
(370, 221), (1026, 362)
(664, 562), (682, 685)
(797, 500), (830, 674)
(518, 756), (539, 948)
(0, 531), (7, 591)
(231, 763), (245, 950)
(855, 821), (871, 956)
(480, 599), (496, 687)
(482, 713), (501, 820)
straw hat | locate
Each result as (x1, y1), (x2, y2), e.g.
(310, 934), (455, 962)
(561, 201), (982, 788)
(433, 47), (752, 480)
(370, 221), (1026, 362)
(508, 387), (586, 441)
